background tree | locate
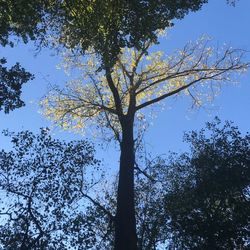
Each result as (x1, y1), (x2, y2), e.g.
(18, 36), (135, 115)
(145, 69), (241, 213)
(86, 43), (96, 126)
(0, 58), (33, 113)
(42, 37), (249, 249)
(165, 118), (250, 249)
(0, 129), (99, 249)
(0, 0), (36, 113)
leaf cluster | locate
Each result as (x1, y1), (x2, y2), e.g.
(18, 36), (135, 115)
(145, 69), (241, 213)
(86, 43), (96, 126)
(0, 58), (34, 113)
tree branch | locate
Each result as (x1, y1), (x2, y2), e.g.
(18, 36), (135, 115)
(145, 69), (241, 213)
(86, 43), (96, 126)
(105, 67), (123, 116)
(135, 161), (156, 182)
(136, 62), (248, 111)
(80, 191), (115, 221)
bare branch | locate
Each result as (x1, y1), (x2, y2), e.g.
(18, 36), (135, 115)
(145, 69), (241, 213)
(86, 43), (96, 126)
(105, 67), (123, 116)
(135, 161), (156, 182)
(80, 191), (114, 221)
(136, 67), (241, 111)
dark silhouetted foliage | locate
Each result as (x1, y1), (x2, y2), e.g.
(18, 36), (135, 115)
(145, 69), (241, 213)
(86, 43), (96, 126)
(0, 0), (210, 67)
(165, 118), (250, 249)
(0, 129), (99, 249)
(0, 119), (249, 249)
(0, 58), (33, 113)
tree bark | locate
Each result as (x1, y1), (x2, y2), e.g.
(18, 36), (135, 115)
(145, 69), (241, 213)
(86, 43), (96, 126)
(114, 115), (137, 250)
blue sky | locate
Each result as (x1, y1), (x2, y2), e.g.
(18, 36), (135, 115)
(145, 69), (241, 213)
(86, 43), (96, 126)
(0, 0), (250, 166)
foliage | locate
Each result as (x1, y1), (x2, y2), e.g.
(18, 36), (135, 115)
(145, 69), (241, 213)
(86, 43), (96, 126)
(0, 119), (249, 249)
(0, 0), (212, 67)
(0, 58), (33, 113)
(42, 38), (249, 142)
(0, 1), (46, 47)
(0, 129), (99, 249)
(165, 118), (250, 249)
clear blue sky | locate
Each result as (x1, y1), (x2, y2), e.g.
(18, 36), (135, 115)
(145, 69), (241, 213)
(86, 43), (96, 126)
(0, 0), (250, 166)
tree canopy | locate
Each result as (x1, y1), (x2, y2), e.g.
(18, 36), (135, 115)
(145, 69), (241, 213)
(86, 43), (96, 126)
(0, 0), (211, 115)
(0, 0), (211, 67)
(42, 38), (248, 141)
(165, 118), (250, 249)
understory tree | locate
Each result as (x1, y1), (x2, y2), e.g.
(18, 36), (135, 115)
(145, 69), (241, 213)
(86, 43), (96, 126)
(42, 37), (249, 249)
(0, 129), (99, 249)
(165, 119), (250, 249)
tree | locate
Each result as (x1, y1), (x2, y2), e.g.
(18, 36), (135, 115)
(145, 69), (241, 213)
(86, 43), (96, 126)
(0, 58), (33, 113)
(0, 128), (169, 250)
(42, 37), (249, 249)
(0, 129), (99, 249)
(165, 118), (250, 249)
(82, 155), (171, 250)
(1, 1), (244, 249)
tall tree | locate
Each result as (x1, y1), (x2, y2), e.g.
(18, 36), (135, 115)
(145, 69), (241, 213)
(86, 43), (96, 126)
(165, 118), (250, 249)
(1, 1), (243, 249)
(42, 38), (249, 249)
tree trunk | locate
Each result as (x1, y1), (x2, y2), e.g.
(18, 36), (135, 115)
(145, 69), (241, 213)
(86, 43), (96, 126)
(114, 115), (137, 250)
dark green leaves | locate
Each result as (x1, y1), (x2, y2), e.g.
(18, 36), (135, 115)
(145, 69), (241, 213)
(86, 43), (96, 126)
(0, 0), (47, 47)
(0, 129), (98, 249)
(0, 58), (33, 113)
(165, 119), (250, 249)
(52, 0), (210, 67)
(0, 0), (209, 67)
